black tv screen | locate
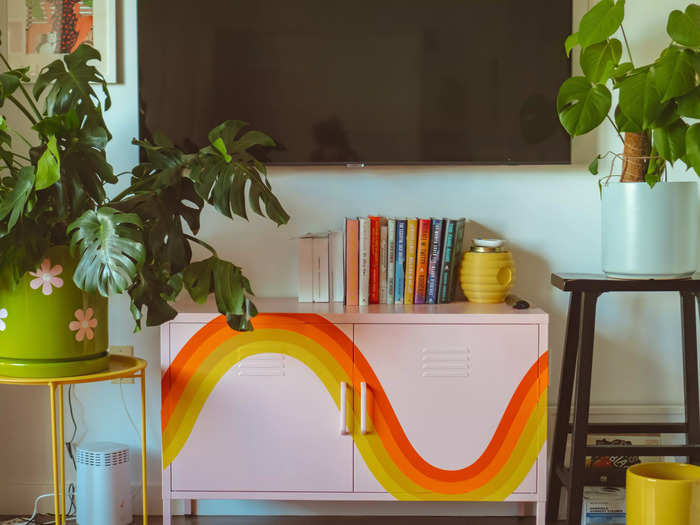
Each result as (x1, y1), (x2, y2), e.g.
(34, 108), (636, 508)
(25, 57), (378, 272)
(138, 1), (571, 165)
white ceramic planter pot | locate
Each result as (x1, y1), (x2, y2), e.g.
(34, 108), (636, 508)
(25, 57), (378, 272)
(602, 181), (698, 279)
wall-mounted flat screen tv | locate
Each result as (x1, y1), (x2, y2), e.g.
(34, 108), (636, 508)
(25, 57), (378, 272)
(138, 1), (571, 165)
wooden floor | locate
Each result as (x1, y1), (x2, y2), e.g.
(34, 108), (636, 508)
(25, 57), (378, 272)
(3, 516), (538, 524)
(144, 518), (536, 525)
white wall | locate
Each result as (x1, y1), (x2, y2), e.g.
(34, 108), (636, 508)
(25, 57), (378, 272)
(1, 0), (697, 517)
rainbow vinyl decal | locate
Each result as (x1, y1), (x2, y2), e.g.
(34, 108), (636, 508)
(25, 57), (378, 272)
(162, 314), (548, 501)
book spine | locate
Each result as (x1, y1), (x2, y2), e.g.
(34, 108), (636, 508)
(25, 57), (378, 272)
(426, 218), (444, 304)
(345, 219), (359, 306)
(368, 216), (381, 304)
(403, 219), (418, 305)
(358, 218), (370, 306)
(413, 219), (431, 304)
(379, 221), (388, 303)
(437, 220), (456, 303)
(447, 218), (466, 302)
(312, 236), (329, 302)
(329, 231), (344, 303)
(298, 237), (313, 302)
(394, 219), (407, 304)
(386, 219), (396, 305)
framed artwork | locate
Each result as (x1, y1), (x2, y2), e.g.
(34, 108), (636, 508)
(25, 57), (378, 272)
(3, 0), (116, 82)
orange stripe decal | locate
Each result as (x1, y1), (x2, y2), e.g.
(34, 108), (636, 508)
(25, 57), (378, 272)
(161, 314), (547, 500)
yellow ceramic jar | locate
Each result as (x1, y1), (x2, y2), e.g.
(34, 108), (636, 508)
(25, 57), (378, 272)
(459, 240), (515, 303)
(626, 462), (700, 525)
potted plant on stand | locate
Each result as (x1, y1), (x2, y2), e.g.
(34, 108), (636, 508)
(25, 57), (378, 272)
(0, 43), (289, 377)
(558, 0), (700, 278)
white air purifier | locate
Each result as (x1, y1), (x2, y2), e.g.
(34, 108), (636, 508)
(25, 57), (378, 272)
(76, 442), (133, 525)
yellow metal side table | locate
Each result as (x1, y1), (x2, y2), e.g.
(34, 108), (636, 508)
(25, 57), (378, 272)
(0, 355), (148, 525)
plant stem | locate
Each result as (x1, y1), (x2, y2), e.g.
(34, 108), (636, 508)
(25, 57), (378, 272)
(7, 95), (37, 125)
(109, 177), (150, 202)
(10, 152), (31, 162)
(0, 52), (43, 121)
(184, 234), (219, 258)
(606, 115), (624, 143)
(620, 25), (634, 67)
(10, 128), (34, 149)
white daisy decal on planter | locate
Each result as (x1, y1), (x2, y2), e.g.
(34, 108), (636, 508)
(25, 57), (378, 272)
(0, 308), (7, 332)
(69, 308), (98, 342)
(29, 259), (64, 296)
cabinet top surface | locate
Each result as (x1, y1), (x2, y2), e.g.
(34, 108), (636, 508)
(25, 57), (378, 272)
(169, 297), (547, 324)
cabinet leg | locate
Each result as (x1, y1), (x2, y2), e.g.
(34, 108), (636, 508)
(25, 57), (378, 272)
(546, 291), (582, 523)
(682, 292), (700, 465)
(162, 498), (171, 525)
(536, 500), (546, 525)
(567, 292), (599, 525)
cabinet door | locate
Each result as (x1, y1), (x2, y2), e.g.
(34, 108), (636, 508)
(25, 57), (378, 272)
(166, 321), (354, 493)
(353, 323), (541, 498)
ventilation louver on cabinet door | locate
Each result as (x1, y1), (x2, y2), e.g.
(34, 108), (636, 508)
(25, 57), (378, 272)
(420, 347), (470, 378)
(235, 355), (285, 376)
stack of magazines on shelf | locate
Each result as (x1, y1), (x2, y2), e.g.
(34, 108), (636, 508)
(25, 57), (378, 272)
(345, 217), (466, 306)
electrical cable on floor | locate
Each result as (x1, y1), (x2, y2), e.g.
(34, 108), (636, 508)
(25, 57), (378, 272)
(17, 493), (53, 524)
(65, 385), (78, 518)
(12, 386), (83, 525)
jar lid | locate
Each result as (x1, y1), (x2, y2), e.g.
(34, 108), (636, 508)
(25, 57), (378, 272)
(471, 238), (505, 252)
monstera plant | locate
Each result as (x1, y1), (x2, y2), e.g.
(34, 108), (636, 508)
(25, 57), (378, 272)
(558, 0), (700, 184)
(557, 1), (700, 279)
(0, 43), (289, 335)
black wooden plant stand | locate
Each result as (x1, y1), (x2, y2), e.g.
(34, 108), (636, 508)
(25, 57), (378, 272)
(546, 274), (700, 525)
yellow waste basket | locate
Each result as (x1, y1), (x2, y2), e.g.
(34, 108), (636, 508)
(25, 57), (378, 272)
(626, 462), (700, 525)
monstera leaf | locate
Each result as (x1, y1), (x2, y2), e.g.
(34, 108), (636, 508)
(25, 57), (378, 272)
(185, 121), (290, 226)
(0, 166), (35, 234)
(67, 207), (145, 296)
(618, 71), (663, 130)
(667, 4), (700, 47)
(0, 70), (22, 105)
(685, 123), (700, 173)
(581, 39), (622, 84)
(112, 176), (203, 274)
(652, 47), (696, 102)
(557, 77), (612, 136)
(128, 265), (181, 330)
(0, 220), (48, 291)
(33, 45), (111, 139)
(35, 135), (60, 190)
(578, 0), (625, 48)
(183, 256), (258, 331)
(654, 119), (688, 164)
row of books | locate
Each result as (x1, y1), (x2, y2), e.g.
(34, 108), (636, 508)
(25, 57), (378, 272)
(345, 217), (466, 306)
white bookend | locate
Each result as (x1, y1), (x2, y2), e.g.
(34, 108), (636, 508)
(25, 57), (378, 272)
(358, 218), (370, 306)
(298, 237), (313, 302)
(329, 231), (344, 302)
(379, 222), (388, 303)
(312, 236), (330, 302)
(386, 219), (396, 304)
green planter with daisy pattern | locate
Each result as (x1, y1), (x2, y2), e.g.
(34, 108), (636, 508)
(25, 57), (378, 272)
(0, 247), (108, 378)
